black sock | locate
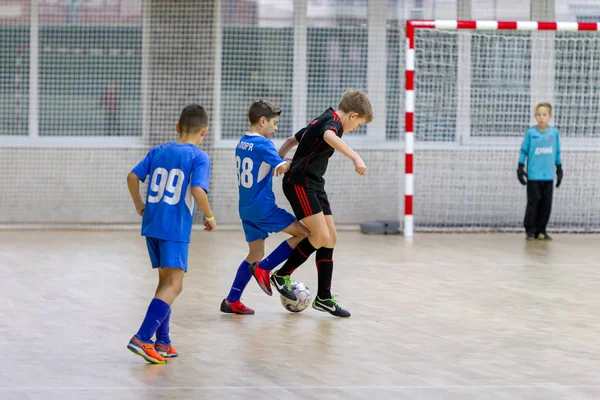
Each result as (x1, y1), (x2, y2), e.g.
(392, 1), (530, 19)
(277, 238), (317, 276)
(316, 247), (333, 299)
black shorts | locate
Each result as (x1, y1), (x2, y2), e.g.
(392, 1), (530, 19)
(282, 183), (331, 220)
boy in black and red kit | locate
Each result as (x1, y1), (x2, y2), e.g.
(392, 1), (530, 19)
(250, 89), (373, 318)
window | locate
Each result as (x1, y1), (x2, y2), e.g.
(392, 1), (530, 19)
(307, 0), (368, 136)
(38, 0), (142, 137)
(0, 1), (30, 136)
(220, 0), (294, 140)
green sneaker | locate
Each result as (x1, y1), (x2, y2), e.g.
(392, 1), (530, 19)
(312, 295), (351, 318)
(270, 271), (297, 301)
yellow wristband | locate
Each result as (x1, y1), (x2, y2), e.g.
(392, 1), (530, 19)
(205, 215), (215, 221)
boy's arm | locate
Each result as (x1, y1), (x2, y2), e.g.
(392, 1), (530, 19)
(274, 162), (290, 176)
(555, 131), (563, 188)
(191, 187), (216, 231)
(190, 153), (215, 231)
(516, 131), (530, 185)
(260, 141), (290, 176)
(127, 172), (145, 216)
(555, 131), (562, 166)
(518, 130), (530, 165)
(279, 135), (299, 158)
(323, 130), (367, 175)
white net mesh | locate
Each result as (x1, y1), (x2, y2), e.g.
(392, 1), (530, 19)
(1, 0), (600, 232)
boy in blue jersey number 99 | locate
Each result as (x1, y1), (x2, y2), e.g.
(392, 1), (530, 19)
(517, 102), (563, 241)
(126, 104), (216, 364)
(220, 100), (308, 315)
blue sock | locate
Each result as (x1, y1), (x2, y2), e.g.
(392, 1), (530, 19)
(260, 241), (294, 271)
(227, 260), (251, 303)
(155, 308), (171, 345)
(136, 298), (171, 342)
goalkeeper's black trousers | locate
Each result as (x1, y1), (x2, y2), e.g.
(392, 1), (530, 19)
(524, 180), (553, 234)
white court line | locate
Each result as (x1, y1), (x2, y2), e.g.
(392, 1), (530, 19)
(397, 263), (594, 267)
(2, 385), (600, 391)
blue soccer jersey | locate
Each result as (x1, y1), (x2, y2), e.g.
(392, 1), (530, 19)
(236, 132), (287, 221)
(519, 126), (562, 181)
(132, 142), (211, 243)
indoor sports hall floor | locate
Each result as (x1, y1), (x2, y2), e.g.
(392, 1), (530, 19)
(1, 230), (599, 400)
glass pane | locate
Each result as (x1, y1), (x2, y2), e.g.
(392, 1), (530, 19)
(39, 0), (142, 136)
(221, 0), (294, 139)
(307, 0), (368, 136)
(0, 1), (30, 136)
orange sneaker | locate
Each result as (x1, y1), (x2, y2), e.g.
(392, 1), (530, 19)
(155, 342), (179, 358)
(127, 336), (166, 364)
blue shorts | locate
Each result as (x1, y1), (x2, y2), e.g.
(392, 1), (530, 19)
(242, 207), (296, 243)
(145, 237), (189, 272)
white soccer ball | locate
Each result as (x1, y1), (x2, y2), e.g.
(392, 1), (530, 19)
(280, 281), (312, 313)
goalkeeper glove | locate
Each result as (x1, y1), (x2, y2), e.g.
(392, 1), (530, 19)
(517, 163), (527, 186)
(556, 165), (563, 188)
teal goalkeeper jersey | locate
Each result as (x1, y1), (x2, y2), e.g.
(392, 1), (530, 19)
(518, 126), (562, 181)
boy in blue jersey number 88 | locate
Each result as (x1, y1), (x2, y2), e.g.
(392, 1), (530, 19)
(126, 104), (216, 363)
(517, 102), (563, 241)
(220, 100), (308, 315)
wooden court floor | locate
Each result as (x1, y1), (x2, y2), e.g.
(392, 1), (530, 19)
(1, 230), (599, 400)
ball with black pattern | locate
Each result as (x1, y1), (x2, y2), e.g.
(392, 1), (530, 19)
(280, 281), (311, 313)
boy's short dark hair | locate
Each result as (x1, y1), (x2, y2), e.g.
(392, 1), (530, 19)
(338, 89), (373, 123)
(179, 104), (209, 133)
(248, 100), (282, 125)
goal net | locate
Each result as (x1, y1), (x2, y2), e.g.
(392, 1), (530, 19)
(406, 21), (600, 235)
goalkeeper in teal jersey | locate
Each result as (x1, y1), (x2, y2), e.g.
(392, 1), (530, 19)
(517, 102), (563, 241)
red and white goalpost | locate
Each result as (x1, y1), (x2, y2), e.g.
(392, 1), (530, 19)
(403, 20), (600, 237)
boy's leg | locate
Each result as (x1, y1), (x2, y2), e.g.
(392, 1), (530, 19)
(251, 220), (309, 296)
(129, 267), (184, 364)
(276, 185), (330, 275)
(316, 192), (336, 300)
(220, 238), (262, 315)
(270, 184), (329, 300)
(128, 239), (186, 364)
(316, 215), (337, 300)
(228, 239), (263, 302)
(154, 241), (188, 357)
(156, 308), (171, 344)
(262, 221), (308, 270)
(154, 298), (180, 358)
(537, 181), (554, 239)
(223, 220), (269, 312)
(524, 181), (542, 239)
(155, 308), (178, 357)
(282, 221), (310, 248)
(311, 212), (350, 318)
(225, 259), (253, 301)
(272, 213), (329, 300)
(154, 267), (185, 305)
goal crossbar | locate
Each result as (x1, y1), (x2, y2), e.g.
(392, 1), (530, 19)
(403, 20), (600, 237)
